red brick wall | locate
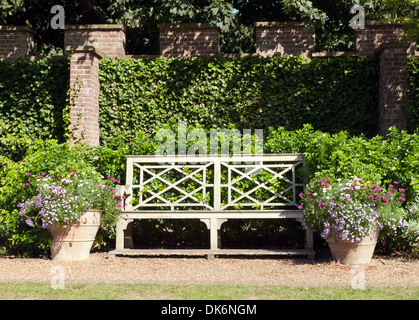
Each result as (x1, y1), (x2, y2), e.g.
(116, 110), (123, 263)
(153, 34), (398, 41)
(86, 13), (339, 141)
(69, 49), (101, 146)
(0, 26), (34, 60)
(354, 21), (406, 56)
(255, 22), (315, 57)
(158, 23), (219, 57)
(65, 25), (125, 59)
(1, 22), (417, 144)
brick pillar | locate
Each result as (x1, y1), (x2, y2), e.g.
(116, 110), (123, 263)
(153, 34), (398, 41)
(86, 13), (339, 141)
(255, 22), (315, 57)
(65, 24), (125, 59)
(354, 21), (416, 56)
(376, 43), (410, 135)
(158, 23), (220, 57)
(68, 46), (102, 146)
(0, 26), (34, 60)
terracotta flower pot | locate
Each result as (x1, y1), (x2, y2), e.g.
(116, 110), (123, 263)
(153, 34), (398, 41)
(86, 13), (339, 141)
(327, 229), (380, 265)
(48, 210), (102, 261)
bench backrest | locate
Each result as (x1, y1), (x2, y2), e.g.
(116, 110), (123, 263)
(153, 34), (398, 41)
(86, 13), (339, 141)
(122, 153), (305, 212)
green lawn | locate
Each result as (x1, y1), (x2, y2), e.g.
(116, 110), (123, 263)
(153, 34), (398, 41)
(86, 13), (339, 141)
(0, 282), (417, 300)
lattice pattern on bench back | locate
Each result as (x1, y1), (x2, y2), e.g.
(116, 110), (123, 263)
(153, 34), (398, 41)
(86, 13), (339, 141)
(122, 153), (305, 212)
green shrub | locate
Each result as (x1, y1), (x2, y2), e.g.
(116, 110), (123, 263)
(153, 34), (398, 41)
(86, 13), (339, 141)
(0, 140), (108, 257)
(265, 125), (419, 204)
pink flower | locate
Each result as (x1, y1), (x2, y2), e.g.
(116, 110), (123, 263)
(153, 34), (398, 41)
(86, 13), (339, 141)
(299, 193), (304, 197)
(393, 181), (399, 184)
(389, 184), (394, 189)
(324, 177), (329, 180)
(298, 205), (303, 210)
(380, 197), (388, 204)
(26, 172), (32, 176)
(400, 188), (405, 192)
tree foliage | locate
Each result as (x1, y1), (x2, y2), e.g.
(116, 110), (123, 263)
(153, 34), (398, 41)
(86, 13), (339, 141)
(379, 0), (419, 43)
(1, 0), (415, 54)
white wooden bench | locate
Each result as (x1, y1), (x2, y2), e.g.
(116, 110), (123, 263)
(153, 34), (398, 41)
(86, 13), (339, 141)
(108, 153), (314, 259)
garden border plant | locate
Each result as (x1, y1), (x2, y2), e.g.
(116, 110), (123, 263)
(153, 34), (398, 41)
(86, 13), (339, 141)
(0, 126), (418, 257)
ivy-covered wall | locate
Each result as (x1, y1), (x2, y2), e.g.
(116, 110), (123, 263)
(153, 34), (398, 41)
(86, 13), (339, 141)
(406, 56), (419, 133)
(0, 57), (69, 142)
(1, 54), (418, 147)
(98, 56), (380, 143)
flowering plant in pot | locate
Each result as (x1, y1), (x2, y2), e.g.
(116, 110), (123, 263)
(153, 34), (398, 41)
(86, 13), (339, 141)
(299, 175), (407, 264)
(18, 169), (123, 260)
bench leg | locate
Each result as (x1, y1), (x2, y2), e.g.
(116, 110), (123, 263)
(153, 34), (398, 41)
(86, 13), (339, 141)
(201, 218), (227, 259)
(305, 228), (315, 260)
(124, 221), (134, 249)
(115, 218), (134, 251)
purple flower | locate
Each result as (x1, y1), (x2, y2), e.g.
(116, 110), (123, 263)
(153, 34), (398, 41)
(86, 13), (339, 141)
(25, 219), (34, 227)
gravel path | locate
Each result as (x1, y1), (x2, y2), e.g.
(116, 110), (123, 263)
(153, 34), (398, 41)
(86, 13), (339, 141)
(1, 252), (418, 286)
